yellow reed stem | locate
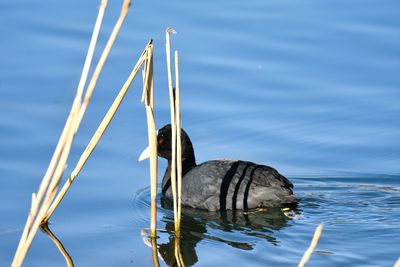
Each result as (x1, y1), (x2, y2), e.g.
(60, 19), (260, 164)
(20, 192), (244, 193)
(141, 44), (153, 105)
(141, 43), (158, 237)
(41, 0), (131, 224)
(75, 0), (131, 132)
(12, 2), (108, 262)
(145, 104), (158, 238)
(12, 23), (101, 260)
(43, 43), (149, 222)
(13, 122), (65, 265)
(12, 114), (75, 267)
(298, 224), (324, 267)
(394, 257), (400, 267)
(174, 50), (182, 236)
(14, 120), (77, 266)
(13, 1), (134, 265)
(166, 27), (178, 233)
(74, 0), (109, 111)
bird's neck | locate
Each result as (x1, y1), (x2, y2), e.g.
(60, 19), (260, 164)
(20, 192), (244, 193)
(162, 157), (196, 194)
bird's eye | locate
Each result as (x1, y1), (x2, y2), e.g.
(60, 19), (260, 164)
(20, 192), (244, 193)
(158, 137), (164, 145)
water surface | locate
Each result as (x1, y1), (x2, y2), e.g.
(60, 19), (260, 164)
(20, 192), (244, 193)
(0, 0), (399, 266)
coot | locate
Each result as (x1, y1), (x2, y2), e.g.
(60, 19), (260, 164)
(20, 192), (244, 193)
(140, 124), (298, 211)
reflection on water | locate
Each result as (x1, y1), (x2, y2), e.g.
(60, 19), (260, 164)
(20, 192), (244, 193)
(40, 223), (74, 267)
(145, 197), (299, 266)
(36, 177), (400, 267)
(36, 178), (400, 267)
(1, 0), (399, 265)
(135, 177), (400, 266)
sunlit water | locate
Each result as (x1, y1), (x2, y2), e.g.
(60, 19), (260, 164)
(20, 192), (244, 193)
(0, 0), (399, 266)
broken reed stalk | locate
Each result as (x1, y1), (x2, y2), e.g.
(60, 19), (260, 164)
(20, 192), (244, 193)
(141, 43), (158, 238)
(298, 224), (324, 267)
(40, 224), (74, 267)
(174, 50), (182, 234)
(42, 0), (132, 223)
(394, 258), (400, 267)
(11, 1), (108, 266)
(165, 27), (180, 235)
(44, 41), (151, 222)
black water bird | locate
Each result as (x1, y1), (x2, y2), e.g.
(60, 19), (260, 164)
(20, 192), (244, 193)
(139, 124), (298, 211)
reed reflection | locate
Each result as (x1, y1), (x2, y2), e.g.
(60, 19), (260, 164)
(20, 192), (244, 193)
(40, 223), (74, 267)
(155, 197), (299, 266)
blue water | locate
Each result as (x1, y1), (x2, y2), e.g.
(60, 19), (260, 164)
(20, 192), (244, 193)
(0, 0), (399, 266)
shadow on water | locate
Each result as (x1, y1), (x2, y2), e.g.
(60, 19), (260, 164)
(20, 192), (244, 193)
(149, 197), (300, 267)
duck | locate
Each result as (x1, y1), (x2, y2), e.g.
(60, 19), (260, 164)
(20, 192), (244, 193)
(139, 124), (298, 211)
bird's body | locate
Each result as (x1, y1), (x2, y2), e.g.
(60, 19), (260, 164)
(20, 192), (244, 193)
(142, 124), (298, 211)
(162, 159), (297, 211)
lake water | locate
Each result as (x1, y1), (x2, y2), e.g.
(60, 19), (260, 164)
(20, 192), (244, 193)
(1, 0), (399, 266)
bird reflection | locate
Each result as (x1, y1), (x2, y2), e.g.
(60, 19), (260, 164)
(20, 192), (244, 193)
(153, 197), (299, 266)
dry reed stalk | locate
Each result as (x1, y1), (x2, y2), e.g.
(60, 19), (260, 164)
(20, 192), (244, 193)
(44, 41), (151, 222)
(40, 224), (74, 267)
(75, 0), (131, 131)
(141, 43), (158, 238)
(42, 0), (132, 223)
(165, 27), (179, 233)
(174, 50), (182, 235)
(11, 1), (108, 265)
(73, 0), (109, 111)
(298, 224), (324, 267)
(394, 257), (400, 267)
(14, 125), (75, 266)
